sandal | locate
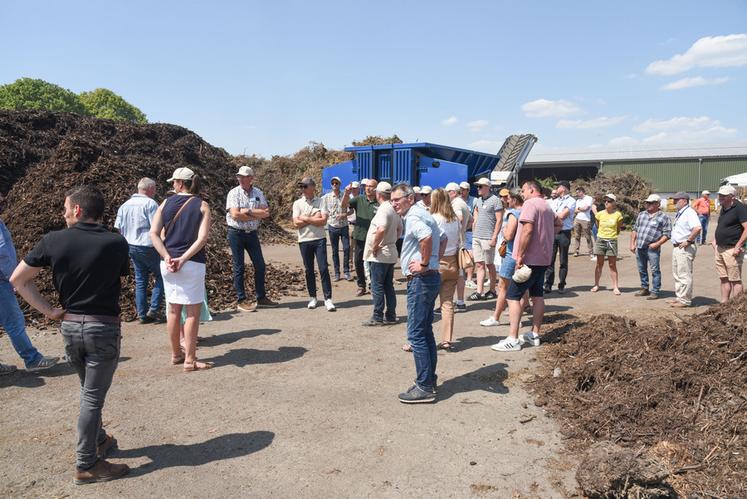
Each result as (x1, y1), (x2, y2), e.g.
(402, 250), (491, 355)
(613, 288), (622, 295)
(402, 344), (413, 352)
(183, 360), (214, 372)
(171, 354), (185, 365)
(438, 342), (455, 351)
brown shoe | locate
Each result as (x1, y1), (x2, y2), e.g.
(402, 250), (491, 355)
(74, 459), (129, 485)
(356, 288), (367, 297)
(237, 300), (257, 312)
(97, 434), (117, 459)
(256, 297), (279, 308)
(670, 301), (690, 308)
(634, 289), (650, 297)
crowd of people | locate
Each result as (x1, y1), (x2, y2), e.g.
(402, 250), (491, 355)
(0, 165), (745, 483)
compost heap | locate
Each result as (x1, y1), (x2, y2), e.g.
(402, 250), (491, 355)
(0, 110), (303, 325)
(532, 296), (746, 498)
(573, 172), (653, 228)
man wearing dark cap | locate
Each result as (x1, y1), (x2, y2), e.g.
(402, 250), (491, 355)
(11, 185), (131, 483)
(669, 192), (701, 308)
(545, 180), (575, 293)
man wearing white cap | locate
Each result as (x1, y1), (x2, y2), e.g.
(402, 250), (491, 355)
(321, 176), (351, 281)
(693, 190), (712, 244)
(630, 193), (671, 299)
(413, 186), (422, 203)
(470, 177), (503, 301)
(362, 182), (402, 325)
(712, 184), (747, 301)
(417, 186), (433, 211)
(669, 192), (701, 308)
(445, 182), (471, 311)
(226, 166), (277, 312)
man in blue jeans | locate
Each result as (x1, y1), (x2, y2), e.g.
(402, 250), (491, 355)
(0, 195), (59, 374)
(391, 184), (446, 403)
(630, 194), (672, 300)
(114, 178), (164, 323)
(12, 185), (131, 484)
(226, 166), (278, 312)
(321, 176), (351, 281)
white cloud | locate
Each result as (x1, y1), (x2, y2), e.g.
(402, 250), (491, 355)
(467, 119), (489, 132)
(661, 76), (729, 90)
(556, 116), (627, 129)
(441, 116), (458, 126)
(646, 33), (747, 75)
(521, 99), (581, 118)
(608, 136), (640, 147)
(642, 126), (737, 144)
(468, 139), (503, 153)
(633, 116), (719, 133)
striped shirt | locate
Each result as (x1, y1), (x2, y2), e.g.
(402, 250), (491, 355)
(473, 195), (503, 240)
(633, 210), (672, 248)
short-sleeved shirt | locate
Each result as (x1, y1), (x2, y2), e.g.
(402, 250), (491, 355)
(24, 222), (129, 316)
(595, 210), (624, 240)
(400, 203), (444, 277)
(632, 210), (672, 248)
(473, 194), (503, 240)
(451, 197), (471, 246)
(114, 193), (158, 247)
(364, 201), (401, 264)
(433, 214), (460, 257)
(349, 195), (379, 241)
(321, 191), (348, 229)
(292, 196), (326, 243)
(512, 197), (554, 266)
(0, 219), (18, 282)
(693, 197), (711, 216)
(671, 206), (701, 244)
(574, 195), (594, 222)
(715, 201), (747, 247)
(225, 185), (268, 232)
(553, 195), (576, 231)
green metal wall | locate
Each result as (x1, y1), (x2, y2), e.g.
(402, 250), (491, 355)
(600, 157), (747, 193)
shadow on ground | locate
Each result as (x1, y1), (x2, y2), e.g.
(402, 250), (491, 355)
(437, 362), (509, 402)
(115, 431), (275, 476)
(200, 329), (281, 347)
(0, 356), (131, 389)
(204, 347), (307, 368)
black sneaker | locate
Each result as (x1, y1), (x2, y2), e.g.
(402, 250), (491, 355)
(257, 297), (279, 308)
(139, 315), (155, 324)
(484, 290), (497, 300)
(27, 356), (59, 371)
(557, 286), (566, 295)
(383, 317), (399, 325)
(468, 292), (486, 301)
(361, 318), (384, 327)
(398, 385), (436, 404)
(455, 303), (467, 313)
(543, 286), (552, 294)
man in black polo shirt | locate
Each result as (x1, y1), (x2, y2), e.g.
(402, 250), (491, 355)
(11, 185), (130, 484)
(712, 184), (747, 302)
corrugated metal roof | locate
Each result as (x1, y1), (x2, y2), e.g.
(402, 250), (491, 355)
(526, 144), (747, 164)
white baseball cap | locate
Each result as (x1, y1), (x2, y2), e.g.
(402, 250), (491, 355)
(376, 181), (392, 194)
(645, 194), (661, 203)
(236, 166), (254, 176)
(360, 178), (369, 186)
(420, 185), (433, 194)
(351, 181), (360, 188)
(718, 185), (737, 196)
(330, 176), (341, 184)
(512, 265), (532, 283)
(701, 190), (710, 195)
(604, 193), (617, 202)
(474, 178), (491, 187)
(167, 167), (195, 182)
(459, 181), (470, 190)
(413, 186), (421, 194)
(445, 182), (460, 192)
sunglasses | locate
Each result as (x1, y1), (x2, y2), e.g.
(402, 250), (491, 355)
(604, 199), (614, 203)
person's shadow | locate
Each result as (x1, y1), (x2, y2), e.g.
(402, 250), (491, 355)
(114, 431), (274, 476)
(199, 329), (281, 347)
(205, 347), (307, 368)
(437, 362), (509, 401)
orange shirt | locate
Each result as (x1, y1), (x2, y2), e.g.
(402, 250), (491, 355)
(693, 197), (710, 216)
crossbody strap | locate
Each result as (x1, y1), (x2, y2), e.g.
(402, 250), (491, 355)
(163, 196), (195, 238)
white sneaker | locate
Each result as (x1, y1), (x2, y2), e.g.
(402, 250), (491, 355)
(491, 337), (522, 352)
(465, 280), (477, 289)
(590, 255), (597, 261)
(520, 331), (541, 347)
(307, 298), (318, 309)
(480, 316), (501, 327)
(324, 299), (336, 311)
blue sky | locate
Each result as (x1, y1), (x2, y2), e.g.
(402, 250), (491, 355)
(2, 0), (746, 158)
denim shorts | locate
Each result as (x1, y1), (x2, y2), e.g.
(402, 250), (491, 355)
(465, 231), (473, 250)
(499, 254), (516, 279)
(507, 265), (547, 299)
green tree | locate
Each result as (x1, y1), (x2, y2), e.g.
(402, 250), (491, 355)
(0, 78), (87, 114)
(79, 88), (147, 123)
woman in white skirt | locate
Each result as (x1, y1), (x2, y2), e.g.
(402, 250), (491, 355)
(150, 167), (212, 372)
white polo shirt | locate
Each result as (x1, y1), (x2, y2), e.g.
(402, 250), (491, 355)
(671, 205), (700, 244)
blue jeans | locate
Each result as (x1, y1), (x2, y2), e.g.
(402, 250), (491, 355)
(369, 262), (396, 322)
(0, 280), (42, 367)
(61, 320), (120, 470)
(636, 246), (662, 294)
(128, 245), (164, 319)
(406, 272), (441, 391)
(327, 226), (350, 277)
(698, 214), (709, 244)
(299, 238), (332, 299)
(227, 228), (267, 301)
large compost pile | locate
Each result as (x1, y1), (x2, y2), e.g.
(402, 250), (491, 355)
(532, 296), (746, 497)
(0, 110), (303, 325)
(573, 172), (653, 227)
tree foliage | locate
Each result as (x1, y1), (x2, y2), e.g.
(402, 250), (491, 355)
(351, 134), (403, 146)
(79, 88), (147, 123)
(0, 78), (87, 114)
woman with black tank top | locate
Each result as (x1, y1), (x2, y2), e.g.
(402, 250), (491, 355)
(150, 167), (213, 372)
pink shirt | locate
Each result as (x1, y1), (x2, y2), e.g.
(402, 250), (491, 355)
(512, 197), (555, 266)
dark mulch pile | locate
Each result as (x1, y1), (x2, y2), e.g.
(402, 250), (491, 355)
(573, 172), (653, 228)
(0, 110), (303, 326)
(532, 297), (747, 498)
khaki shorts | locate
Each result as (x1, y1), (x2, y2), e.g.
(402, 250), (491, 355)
(594, 238), (618, 257)
(715, 245), (744, 281)
(472, 238), (496, 263)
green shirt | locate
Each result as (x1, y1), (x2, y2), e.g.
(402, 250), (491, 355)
(350, 195), (379, 241)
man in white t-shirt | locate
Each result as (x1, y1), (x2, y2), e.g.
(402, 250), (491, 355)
(362, 182), (401, 326)
(668, 192), (701, 308)
(292, 177), (335, 311)
(571, 186), (594, 256)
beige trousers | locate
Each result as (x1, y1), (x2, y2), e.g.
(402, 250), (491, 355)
(439, 254), (459, 343)
(672, 245), (696, 305)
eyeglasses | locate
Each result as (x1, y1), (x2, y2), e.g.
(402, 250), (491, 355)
(331, 182), (340, 186)
(604, 199), (613, 203)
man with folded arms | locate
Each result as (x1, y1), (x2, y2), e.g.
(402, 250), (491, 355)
(11, 185), (130, 484)
(712, 184), (747, 302)
(342, 178), (379, 296)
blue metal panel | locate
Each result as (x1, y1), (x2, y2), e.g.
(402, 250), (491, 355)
(393, 149), (413, 184)
(321, 160), (356, 195)
(378, 153), (392, 181)
(356, 151), (373, 180)
(418, 156), (468, 189)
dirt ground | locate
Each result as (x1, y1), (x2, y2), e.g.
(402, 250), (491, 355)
(0, 231), (726, 498)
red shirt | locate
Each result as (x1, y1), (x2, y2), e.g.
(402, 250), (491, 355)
(693, 197), (711, 216)
(512, 197), (555, 266)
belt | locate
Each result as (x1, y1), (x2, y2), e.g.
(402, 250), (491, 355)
(406, 270), (438, 282)
(63, 314), (120, 324)
(228, 226), (256, 233)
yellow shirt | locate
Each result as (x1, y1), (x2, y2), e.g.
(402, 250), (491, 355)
(595, 210), (623, 239)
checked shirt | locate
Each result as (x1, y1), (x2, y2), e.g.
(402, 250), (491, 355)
(633, 210), (672, 248)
